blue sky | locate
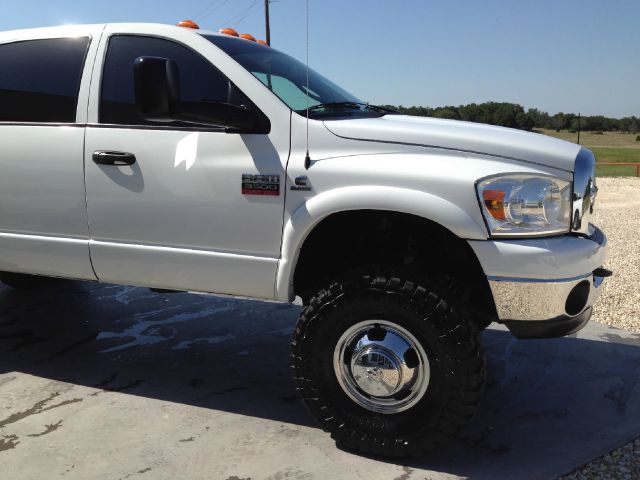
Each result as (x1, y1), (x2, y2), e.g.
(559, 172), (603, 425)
(2, 0), (638, 118)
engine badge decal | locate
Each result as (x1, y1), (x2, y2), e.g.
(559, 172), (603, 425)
(241, 174), (280, 196)
(290, 175), (312, 191)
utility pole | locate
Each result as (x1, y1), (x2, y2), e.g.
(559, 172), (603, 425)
(577, 113), (581, 144)
(264, 0), (271, 46)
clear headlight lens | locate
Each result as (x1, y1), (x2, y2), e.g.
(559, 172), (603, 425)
(477, 174), (571, 237)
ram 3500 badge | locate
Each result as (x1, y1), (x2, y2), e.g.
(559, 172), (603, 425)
(0, 21), (609, 457)
(241, 174), (280, 196)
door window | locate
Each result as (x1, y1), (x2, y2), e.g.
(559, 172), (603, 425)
(0, 37), (90, 123)
(100, 35), (245, 127)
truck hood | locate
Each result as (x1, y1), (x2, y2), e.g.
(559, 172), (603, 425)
(323, 115), (580, 172)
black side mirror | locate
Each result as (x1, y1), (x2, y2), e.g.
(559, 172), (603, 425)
(134, 56), (261, 132)
(134, 56), (180, 122)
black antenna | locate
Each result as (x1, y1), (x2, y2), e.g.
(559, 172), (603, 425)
(304, 0), (311, 170)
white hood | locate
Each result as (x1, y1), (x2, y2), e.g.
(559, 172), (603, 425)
(323, 115), (581, 172)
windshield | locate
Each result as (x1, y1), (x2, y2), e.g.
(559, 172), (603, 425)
(204, 35), (390, 119)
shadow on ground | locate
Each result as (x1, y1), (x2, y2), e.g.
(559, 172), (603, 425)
(1, 280), (639, 479)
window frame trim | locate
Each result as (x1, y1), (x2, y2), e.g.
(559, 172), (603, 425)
(97, 33), (267, 132)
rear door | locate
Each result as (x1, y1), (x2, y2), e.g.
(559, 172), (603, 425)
(0, 28), (100, 279)
(84, 26), (291, 299)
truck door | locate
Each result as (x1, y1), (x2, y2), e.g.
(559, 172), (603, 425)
(84, 29), (290, 299)
(0, 32), (98, 280)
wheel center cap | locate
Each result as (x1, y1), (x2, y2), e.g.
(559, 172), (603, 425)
(351, 346), (402, 397)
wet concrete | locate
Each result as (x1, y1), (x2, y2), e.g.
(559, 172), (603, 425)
(0, 280), (639, 479)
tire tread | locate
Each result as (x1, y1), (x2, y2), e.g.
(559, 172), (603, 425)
(291, 267), (486, 458)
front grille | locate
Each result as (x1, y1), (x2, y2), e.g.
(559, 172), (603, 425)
(571, 148), (597, 235)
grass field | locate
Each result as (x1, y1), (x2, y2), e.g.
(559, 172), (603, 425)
(537, 129), (640, 177)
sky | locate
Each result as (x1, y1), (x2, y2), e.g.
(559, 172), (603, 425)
(1, 0), (638, 118)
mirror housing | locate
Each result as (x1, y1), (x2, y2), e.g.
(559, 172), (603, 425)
(134, 56), (260, 132)
(134, 56), (180, 122)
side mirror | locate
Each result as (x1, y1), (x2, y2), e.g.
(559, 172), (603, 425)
(134, 56), (180, 122)
(134, 56), (260, 132)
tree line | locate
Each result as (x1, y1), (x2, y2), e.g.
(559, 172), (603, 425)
(381, 102), (640, 134)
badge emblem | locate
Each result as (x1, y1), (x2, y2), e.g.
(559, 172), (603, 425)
(290, 175), (312, 191)
(241, 174), (280, 196)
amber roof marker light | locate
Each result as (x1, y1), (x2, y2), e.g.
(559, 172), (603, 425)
(218, 27), (239, 37)
(218, 28), (268, 46)
(176, 20), (200, 29)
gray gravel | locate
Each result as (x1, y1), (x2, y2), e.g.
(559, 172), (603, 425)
(590, 177), (640, 333)
(561, 438), (640, 480)
(560, 177), (640, 479)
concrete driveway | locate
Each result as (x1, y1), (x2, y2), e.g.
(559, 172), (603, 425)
(1, 281), (639, 480)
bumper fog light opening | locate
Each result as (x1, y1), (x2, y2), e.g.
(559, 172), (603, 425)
(565, 280), (590, 316)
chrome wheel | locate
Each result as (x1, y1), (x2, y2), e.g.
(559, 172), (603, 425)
(333, 320), (430, 414)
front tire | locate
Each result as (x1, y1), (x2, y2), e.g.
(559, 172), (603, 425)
(291, 270), (485, 457)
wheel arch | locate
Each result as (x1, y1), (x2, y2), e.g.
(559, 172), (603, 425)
(275, 186), (490, 306)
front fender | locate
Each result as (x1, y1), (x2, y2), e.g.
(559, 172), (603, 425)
(275, 185), (488, 301)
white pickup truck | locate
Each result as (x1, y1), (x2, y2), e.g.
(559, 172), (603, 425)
(0, 22), (609, 457)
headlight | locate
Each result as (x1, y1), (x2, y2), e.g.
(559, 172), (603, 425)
(477, 174), (571, 237)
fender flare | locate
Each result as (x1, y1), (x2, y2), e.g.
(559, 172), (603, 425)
(275, 185), (488, 301)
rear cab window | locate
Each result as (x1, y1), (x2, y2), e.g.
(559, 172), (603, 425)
(0, 37), (90, 123)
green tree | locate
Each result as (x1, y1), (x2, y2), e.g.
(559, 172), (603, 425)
(379, 102), (635, 133)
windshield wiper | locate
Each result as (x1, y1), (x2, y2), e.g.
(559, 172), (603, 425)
(306, 101), (362, 112)
(304, 102), (399, 114)
(360, 104), (399, 113)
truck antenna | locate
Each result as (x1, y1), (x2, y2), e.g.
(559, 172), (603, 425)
(304, 0), (311, 170)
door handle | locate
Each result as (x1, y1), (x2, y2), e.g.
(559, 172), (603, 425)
(92, 151), (137, 166)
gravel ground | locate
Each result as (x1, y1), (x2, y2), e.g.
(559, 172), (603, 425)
(590, 177), (640, 333)
(561, 176), (640, 480)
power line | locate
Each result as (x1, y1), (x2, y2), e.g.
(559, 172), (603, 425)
(224, 0), (260, 28)
(193, 0), (225, 21)
(198, 0), (234, 23)
(193, 0), (271, 38)
(234, 1), (261, 28)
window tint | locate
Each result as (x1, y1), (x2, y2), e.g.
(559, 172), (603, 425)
(0, 37), (90, 123)
(204, 35), (360, 114)
(101, 35), (236, 126)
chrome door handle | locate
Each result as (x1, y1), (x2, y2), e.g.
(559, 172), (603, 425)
(92, 151), (137, 166)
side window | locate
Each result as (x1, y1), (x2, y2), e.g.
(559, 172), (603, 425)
(101, 35), (236, 126)
(0, 37), (90, 123)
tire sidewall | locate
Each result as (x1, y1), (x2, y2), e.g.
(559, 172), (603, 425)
(305, 286), (462, 441)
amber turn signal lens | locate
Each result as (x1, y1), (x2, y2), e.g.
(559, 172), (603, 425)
(483, 189), (506, 220)
(177, 20), (200, 29)
(219, 27), (239, 36)
(256, 39), (268, 46)
(239, 33), (257, 42)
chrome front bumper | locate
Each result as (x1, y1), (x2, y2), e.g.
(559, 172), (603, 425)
(489, 267), (610, 339)
(488, 270), (606, 322)
(469, 225), (609, 338)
